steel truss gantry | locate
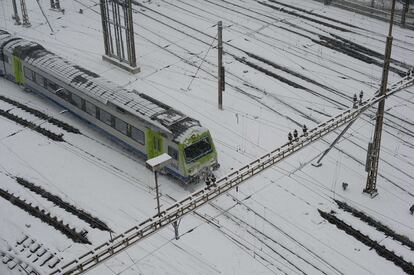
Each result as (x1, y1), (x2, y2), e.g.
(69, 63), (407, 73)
(100, 0), (139, 73)
(52, 75), (414, 275)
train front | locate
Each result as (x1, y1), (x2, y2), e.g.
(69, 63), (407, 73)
(177, 126), (219, 183)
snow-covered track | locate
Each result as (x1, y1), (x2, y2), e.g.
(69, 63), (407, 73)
(133, 0), (414, 145)
(51, 75), (414, 275)
(266, 0), (360, 29)
(335, 199), (414, 251)
(0, 95), (80, 134)
(0, 108), (64, 142)
(82, 0), (414, 150)
(318, 209), (414, 274)
(15, 177), (111, 232)
(209, 201), (332, 275)
(0, 188), (90, 244)
(1, 249), (41, 275)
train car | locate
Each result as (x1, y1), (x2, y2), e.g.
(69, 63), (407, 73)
(0, 30), (219, 183)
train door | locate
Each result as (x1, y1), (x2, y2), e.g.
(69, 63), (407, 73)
(12, 55), (24, 84)
(146, 128), (163, 159)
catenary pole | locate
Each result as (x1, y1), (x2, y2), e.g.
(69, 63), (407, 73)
(218, 21), (223, 110)
(364, 0), (397, 197)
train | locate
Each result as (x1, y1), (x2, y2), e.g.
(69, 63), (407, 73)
(0, 29), (219, 183)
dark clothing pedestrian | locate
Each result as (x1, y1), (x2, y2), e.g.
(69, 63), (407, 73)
(410, 204), (414, 215)
(288, 132), (293, 143)
(293, 129), (298, 140)
(406, 68), (413, 77)
(206, 178), (211, 188)
(302, 124), (308, 135)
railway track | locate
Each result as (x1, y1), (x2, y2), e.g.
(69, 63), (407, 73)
(161, 0), (389, 83)
(71, 0), (413, 201)
(0, 95), (80, 134)
(199, 214), (293, 274)
(64, 0), (413, 218)
(335, 200), (414, 251)
(8, 2), (410, 274)
(209, 200), (335, 275)
(1, 249), (41, 275)
(257, 0), (411, 69)
(0, 107), (64, 142)
(161, 0), (412, 89)
(152, 1), (414, 150)
(138, 0), (414, 146)
(267, 0), (361, 29)
(51, 76), (414, 274)
(199, 0), (408, 73)
(131, 5), (414, 197)
(0, 187), (90, 244)
(318, 209), (414, 274)
(15, 177), (111, 232)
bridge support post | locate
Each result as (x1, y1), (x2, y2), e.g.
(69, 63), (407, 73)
(401, 0), (409, 27)
(173, 220), (180, 240)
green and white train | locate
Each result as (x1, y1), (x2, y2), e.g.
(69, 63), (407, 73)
(0, 30), (219, 183)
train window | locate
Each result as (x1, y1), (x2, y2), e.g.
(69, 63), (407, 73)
(71, 93), (83, 109)
(85, 101), (96, 117)
(35, 74), (46, 88)
(100, 109), (113, 126)
(114, 117), (128, 135)
(168, 146), (178, 160)
(184, 137), (212, 163)
(56, 89), (71, 101)
(130, 126), (145, 145)
(23, 67), (34, 81)
(47, 80), (59, 92)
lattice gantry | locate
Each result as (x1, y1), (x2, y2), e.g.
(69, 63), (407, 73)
(100, 0), (140, 73)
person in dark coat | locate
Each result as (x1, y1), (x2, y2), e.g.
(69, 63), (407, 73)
(205, 177), (211, 188)
(293, 129), (298, 140)
(410, 204), (414, 215)
(302, 124), (308, 136)
(288, 132), (293, 143)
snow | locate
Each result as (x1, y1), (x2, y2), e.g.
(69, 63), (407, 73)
(1, 0), (414, 274)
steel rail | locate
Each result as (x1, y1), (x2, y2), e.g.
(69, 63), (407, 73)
(52, 75), (414, 275)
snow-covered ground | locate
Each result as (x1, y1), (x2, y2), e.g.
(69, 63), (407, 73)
(1, 0), (414, 274)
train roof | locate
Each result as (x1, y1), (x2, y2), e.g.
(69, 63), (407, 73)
(0, 31), (13, 51)
(5, 36), (203, 140)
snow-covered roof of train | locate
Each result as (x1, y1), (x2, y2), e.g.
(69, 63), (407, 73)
(1, 32), (203, 140)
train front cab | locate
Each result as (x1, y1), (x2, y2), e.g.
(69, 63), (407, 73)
(178, 130), (218, 183)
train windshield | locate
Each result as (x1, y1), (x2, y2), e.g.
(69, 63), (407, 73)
(184, 137), (212, 163)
